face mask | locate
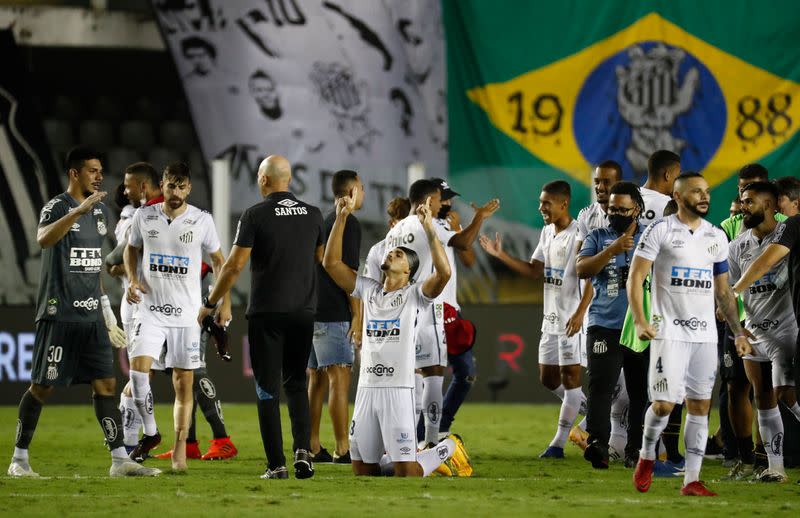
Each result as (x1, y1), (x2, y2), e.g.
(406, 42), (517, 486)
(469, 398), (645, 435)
(438, 204), (452, 219)
(609, 214), (634, 234)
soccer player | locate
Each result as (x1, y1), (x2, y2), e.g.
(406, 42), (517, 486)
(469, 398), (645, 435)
(323, 192), (472, 477)
(8, 146), (159, 478)
(480, 181), (587, 458)
(571, 161), (628, 458)
(639, 150), (680, 224)
(727, 181), (800, 482)
(124, 162), (231, 471)
(308, 170), (364, 464)
(385, 179), (499, 447)
(576, 182), (646, 469)
(364, 197), (411, 281)
(629, 173), (752, 497)
(775, 176), (800, 217)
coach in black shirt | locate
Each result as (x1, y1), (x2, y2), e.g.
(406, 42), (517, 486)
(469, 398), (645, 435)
(199, 155), (324, 480)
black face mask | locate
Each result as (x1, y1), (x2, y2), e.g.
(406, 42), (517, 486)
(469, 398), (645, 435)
(609, 214), (635, 234)
(438, 204), (452, 219)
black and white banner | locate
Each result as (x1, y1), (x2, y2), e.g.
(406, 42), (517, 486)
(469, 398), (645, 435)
(153, 0), (447, 222)
(0, 29), (62, 304)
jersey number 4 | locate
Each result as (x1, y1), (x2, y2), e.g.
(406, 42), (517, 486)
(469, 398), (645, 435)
(655, 357), (663, 374)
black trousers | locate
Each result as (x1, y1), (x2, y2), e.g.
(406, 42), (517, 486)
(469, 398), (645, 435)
(586, 326), (649, 456)
(248, 311), (314, 469)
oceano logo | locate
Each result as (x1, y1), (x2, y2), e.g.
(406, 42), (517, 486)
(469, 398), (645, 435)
(149, 304), (183, 316)
(365, 364), (394, 376)
(73, 297), (99, 310)
(673, 317), (707, 330)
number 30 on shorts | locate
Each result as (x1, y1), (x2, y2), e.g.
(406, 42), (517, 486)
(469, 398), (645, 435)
(47, 345), (63, 363)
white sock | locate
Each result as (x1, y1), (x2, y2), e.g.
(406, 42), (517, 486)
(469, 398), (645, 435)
(417, 437), (455, 476)
(784, 402), (800, 422)
(414, 373), (424, 429)
(640, 406), (669, 461)
(549, 387), (583, 448)
(758, 406), (785, 473)
(119, 394), (142, 446)
(130, 370), (157, 436)
(610, 373), (629, 446)
(423, 376), (444, 444)
(110, 446), (128, 461)
(550, 385), (565, 400)
(683, 413), (708, 486)
(13, 447), (28, 462)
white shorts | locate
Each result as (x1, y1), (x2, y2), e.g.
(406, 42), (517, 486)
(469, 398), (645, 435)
(349, 387), (417, 464)
(415, 302), (447, 368)
(538, 333), (585, 366)
(744, 337), (796, 388)
(649, 339), (717, 404)
(128, 320), (202, 370)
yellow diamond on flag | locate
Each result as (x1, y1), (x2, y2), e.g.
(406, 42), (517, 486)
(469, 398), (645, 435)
(467, 12), (800, 187)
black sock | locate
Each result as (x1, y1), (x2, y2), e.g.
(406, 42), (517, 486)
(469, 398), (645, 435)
(257, 398), (285, 469)
(663, 404), (683, 462)
(754, 442), (768, 467)
(93, 394), (125, 451)
(737, 435), (755, 464)
(194, 374), (227, 439)
(187, 398), (198, 443)
(15, 390), (43, 450)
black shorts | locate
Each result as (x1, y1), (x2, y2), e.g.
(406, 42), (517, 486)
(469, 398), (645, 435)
(718, 321), (747, 384)
(31, 320), (114, 386)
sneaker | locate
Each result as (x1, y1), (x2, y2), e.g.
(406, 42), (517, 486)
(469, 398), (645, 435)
(311, 447), (333, 463)
(724, 460), (754, 481)
(202, 437), (238, 460)
(443, 434), (473, 477)
(333, 450), (351, 464)
(654, 460), (683, 478)
(584, 441), (609, 470)
(633, 458), (655, 492)
(129, 432), (161, 463)
(755, 469), (788, 483)
(539, 446), (565, 459)
(109, 459), (161, 477)
(7, 459), (39, 478)
(624, 453), (638, 469)
(664, 459), (685, 471)
(608, 445), (623, 463)
(293, 449), (314, 479)
(704, 437), (724, 459)
(155, 441), (203, 460)
(680, 480), (717, 496)
(260, 466), (289, 479)
(568, 427), (589, 450)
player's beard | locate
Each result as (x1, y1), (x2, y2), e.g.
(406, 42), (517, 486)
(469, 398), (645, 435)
(167, 197), (185, 210)
(743, 210), (765, 229)
(685, 200), (709, 217)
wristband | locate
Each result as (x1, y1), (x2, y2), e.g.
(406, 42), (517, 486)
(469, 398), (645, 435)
(202, 296), (217, 309)
(735, 332), (746, 339)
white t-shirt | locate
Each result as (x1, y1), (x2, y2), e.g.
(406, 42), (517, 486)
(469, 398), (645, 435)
(128, 203), (221, 327)
(576, 202), (607, 243)
(634, 215), (728, 343)
(352, 275), (433, 388)
(382, 214), (456, 294)
(436, 218), (460, 310)
(640, 186), (671, 223)
(114, 204), (136, 323)
(531, 220), (581, 334)
(364, 240), (385, 283)
(729, 227), (797, 343)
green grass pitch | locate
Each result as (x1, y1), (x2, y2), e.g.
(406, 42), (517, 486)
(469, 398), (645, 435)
(0, 402), (798, 516)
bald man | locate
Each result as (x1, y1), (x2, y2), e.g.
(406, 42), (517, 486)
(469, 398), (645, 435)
(199, 155), (325, 479)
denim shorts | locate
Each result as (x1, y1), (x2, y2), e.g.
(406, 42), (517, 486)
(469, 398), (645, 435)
(308, 321), (354, 369)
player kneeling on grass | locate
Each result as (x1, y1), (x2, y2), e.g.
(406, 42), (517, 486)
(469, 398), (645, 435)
(323, 192), (472, 477)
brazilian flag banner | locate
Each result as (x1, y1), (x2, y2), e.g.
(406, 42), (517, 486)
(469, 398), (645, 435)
(445, 2), (800, 228)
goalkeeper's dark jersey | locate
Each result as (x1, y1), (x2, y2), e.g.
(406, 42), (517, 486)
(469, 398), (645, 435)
(35, 192), (109, 323)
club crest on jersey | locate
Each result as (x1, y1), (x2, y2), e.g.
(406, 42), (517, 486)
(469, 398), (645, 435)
(707, 243), (719, 256)
(96, 220), (107, 236)
(179, 231), (193, 243)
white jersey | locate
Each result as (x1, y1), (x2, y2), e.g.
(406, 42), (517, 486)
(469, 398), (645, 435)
(531, 220), (581, 335)
(436, 218), (460, 310)
(383, 214), (456, 291)
(352, 276), (433, 388)
(128, 203), (220, 327)
(640, 186), (671, 223)
(114, 204), (136, 324)
(364, 240), (385, 282)
(728, 227), (797, 343)
(634, 215), (728, 343)
(576, 202), (607, 243)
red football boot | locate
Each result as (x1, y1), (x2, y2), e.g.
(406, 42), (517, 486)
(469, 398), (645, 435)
(680, 481), (718, 497)
(201, 437), (238, 460)
(633, 458), (655, 492)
